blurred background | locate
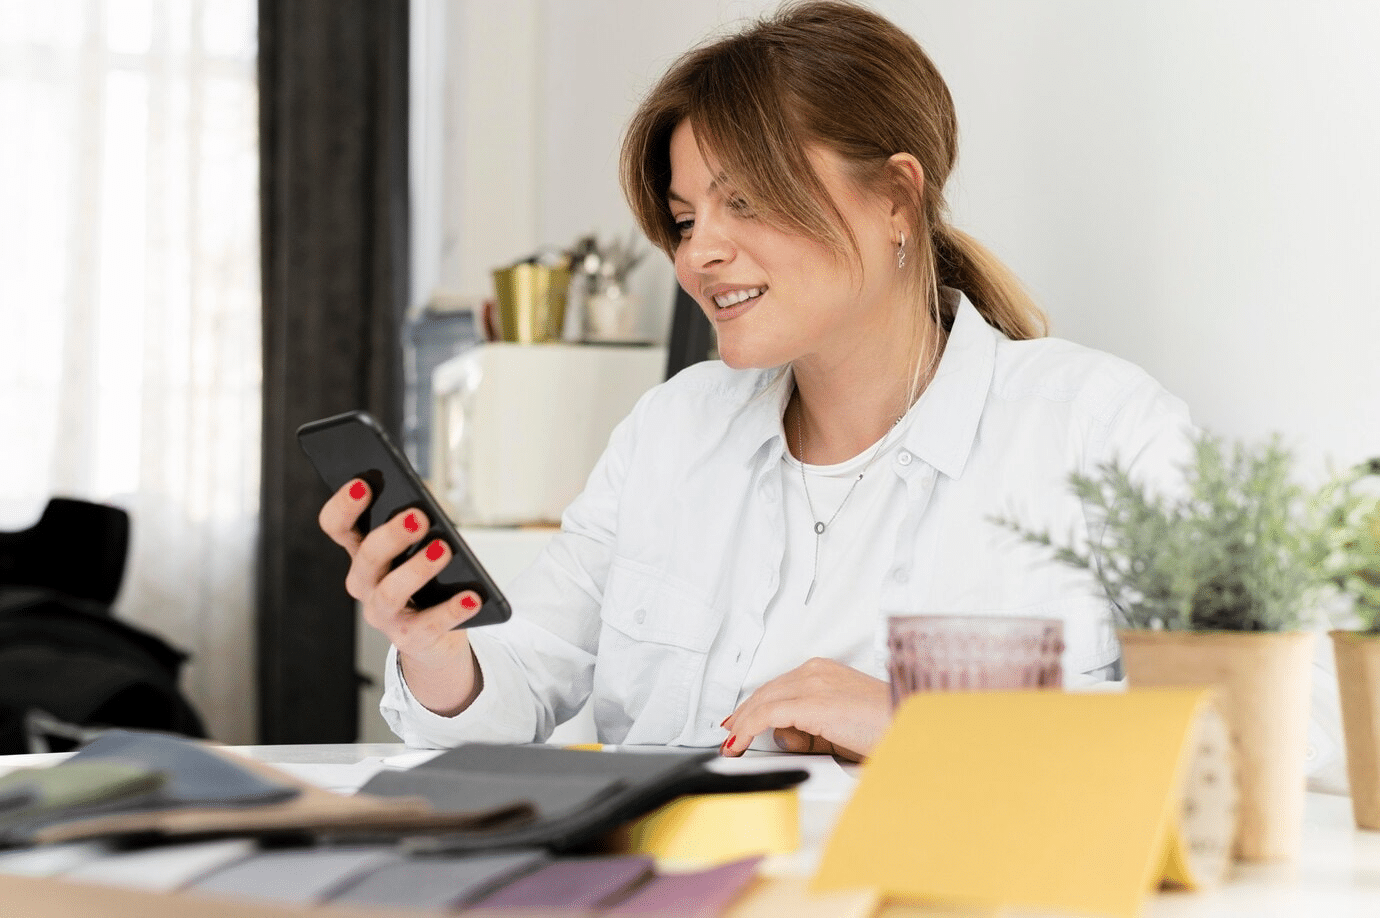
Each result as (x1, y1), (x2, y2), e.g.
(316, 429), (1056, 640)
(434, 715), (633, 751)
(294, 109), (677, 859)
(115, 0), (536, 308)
(1, 0), (1376, 746)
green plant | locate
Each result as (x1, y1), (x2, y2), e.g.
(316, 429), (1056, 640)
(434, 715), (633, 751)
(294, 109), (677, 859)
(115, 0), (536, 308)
(994, 431), (1333, 632)
(1318, 458), (1380, 633)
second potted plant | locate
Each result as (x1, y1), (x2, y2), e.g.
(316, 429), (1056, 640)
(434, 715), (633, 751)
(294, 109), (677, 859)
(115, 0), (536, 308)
(1320, 458), (1380, 829)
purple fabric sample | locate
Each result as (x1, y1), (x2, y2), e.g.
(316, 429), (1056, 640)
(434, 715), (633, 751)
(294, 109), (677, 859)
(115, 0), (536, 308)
(470, 854), (654, 910)
(605, 856), (761, 917)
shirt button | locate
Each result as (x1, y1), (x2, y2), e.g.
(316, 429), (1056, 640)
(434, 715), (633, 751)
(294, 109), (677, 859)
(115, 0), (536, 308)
(634, 608), (646, 625)
(897, 450), (913, 466)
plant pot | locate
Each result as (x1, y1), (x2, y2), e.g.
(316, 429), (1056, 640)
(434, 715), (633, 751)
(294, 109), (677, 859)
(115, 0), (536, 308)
(1330, 630), (1380, 829)
(1117, 629), (1314, 862)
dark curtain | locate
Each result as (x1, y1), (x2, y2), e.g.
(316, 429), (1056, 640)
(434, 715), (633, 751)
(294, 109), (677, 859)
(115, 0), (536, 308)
(257, 0), (409, 743)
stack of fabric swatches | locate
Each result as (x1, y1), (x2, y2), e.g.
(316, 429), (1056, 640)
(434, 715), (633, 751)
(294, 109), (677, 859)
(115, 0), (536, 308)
(0, 729), (815, 916)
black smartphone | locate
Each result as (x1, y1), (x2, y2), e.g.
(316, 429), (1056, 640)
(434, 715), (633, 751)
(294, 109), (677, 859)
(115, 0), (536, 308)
(296, 410), (512, 628)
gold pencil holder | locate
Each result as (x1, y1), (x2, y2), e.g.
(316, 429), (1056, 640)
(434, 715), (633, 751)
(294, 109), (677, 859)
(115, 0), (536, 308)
(491, 262), (571, 343)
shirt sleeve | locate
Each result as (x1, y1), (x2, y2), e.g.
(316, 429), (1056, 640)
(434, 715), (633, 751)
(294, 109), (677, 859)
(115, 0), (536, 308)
(377, 384), (657, 747)
(1091, 368), (1198, 492)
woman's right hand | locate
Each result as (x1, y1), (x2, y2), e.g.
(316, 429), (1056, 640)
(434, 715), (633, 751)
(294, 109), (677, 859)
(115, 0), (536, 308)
(318, 478), (485, 716)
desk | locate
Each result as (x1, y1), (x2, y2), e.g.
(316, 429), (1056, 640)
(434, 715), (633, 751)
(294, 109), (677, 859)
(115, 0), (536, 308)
(3, 744), (1379, 916)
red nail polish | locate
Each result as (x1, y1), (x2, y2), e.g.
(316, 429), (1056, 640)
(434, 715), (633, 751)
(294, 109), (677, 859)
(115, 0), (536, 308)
(460, 594), (479, 611)
(349, 481), (367, 500)
(404, 513), (420, 533)
(425, 540), (444, 561)
(724, 735), (735, 751)
(719, 716), (730, 728)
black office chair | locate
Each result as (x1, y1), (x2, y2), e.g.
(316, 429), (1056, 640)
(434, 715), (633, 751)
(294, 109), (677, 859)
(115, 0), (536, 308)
(0, 496), (130, 607)
(0, 497), (206, 753)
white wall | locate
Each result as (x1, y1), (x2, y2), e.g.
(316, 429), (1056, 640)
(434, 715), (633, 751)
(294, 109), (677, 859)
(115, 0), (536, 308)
(420, 0), (1379, 470)
(880, 0), (1380, 472)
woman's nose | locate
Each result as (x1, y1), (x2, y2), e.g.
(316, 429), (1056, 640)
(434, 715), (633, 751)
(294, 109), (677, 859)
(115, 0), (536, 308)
(680, 213), (735, 271)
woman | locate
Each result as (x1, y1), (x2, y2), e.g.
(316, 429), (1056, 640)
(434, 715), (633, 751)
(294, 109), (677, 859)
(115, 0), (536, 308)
(319, 1), (1193, 760)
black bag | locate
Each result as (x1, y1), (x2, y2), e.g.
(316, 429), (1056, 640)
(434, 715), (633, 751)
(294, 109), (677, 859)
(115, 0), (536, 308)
(0, 589), (206, 754)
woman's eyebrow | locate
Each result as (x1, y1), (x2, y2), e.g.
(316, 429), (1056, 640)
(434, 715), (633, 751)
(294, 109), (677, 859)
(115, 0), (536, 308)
(667, 174), (728, 208)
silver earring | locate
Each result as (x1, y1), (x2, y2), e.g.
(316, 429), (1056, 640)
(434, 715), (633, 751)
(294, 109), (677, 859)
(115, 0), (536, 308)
(896, 232), (907, 270)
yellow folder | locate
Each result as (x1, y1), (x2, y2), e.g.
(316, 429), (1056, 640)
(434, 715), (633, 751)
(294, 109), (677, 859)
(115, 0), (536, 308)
(812, 688), (1228, 918)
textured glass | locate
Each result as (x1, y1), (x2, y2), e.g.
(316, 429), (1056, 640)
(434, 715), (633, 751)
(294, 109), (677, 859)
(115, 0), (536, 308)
(887, 615), (1064, 708)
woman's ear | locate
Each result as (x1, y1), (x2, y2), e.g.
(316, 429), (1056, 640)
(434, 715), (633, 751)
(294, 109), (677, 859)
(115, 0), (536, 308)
(885, 152), (925, 235)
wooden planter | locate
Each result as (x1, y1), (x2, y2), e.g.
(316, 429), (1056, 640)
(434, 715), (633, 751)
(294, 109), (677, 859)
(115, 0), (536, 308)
(1330, 630), (1380, 829)
(1117, 629), (1314, 862)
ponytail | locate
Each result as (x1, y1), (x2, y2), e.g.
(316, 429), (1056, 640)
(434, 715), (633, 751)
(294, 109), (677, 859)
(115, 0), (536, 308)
(934, 225), (1047, 340)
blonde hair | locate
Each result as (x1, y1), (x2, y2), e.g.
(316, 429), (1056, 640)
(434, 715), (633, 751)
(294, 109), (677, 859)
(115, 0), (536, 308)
(621, 0), (1046, 392)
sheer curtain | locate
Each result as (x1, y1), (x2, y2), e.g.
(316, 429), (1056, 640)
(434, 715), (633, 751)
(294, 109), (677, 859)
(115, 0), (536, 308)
(0, 0), (261, 743)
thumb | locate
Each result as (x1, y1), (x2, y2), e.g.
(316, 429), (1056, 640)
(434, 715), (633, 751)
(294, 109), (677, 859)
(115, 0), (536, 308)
(772, 726), (824, 753)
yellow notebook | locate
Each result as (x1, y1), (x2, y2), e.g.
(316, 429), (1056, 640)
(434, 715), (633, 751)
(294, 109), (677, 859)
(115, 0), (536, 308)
(812, 688), (1231, 918)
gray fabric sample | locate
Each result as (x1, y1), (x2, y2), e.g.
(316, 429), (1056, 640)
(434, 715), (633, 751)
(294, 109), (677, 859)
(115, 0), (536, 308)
(359, 767), (620, 821)
(329, 849), (548, 909)
(471, 854), (655, 910)
(66, 730), (297, 807)
(190, 846), (401, 904)
(423, 744), (709, 783)
(399, 743), (716, 854)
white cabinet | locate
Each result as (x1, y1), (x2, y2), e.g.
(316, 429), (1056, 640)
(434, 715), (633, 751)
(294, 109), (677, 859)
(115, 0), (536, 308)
(356, 341), (666, 744)
(430, 342), (666, 526)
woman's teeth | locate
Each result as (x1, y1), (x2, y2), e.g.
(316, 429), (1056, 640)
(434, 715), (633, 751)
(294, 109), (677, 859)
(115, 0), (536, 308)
(713, 287), (765, 309)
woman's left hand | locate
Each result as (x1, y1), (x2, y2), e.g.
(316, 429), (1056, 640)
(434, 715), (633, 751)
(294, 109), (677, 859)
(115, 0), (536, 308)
(719, 658), (892, 762)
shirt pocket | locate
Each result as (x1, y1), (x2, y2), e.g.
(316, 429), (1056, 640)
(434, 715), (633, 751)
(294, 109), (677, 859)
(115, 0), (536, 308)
(593, 560), (721, 744)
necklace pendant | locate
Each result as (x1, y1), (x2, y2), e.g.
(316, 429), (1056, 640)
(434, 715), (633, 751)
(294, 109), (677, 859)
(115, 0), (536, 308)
(814, 521), (826, 535)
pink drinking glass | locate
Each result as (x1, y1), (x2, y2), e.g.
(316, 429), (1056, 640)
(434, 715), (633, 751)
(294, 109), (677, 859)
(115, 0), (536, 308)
(887, 615), (1065, 708)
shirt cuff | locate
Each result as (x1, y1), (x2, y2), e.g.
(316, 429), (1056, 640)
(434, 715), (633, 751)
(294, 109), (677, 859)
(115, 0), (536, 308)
(379, 637), (540, 748)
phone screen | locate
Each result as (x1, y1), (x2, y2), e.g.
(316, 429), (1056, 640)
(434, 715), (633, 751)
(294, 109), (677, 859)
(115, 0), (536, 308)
(296, 410), (511, 628)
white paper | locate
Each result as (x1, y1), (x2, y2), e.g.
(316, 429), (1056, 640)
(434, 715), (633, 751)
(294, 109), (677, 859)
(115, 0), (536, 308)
(63, 838), (258, 892)
(0, 841), (113, 877)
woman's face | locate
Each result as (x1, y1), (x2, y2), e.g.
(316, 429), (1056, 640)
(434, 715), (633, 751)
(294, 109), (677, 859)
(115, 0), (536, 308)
(667, 119), (906, 373)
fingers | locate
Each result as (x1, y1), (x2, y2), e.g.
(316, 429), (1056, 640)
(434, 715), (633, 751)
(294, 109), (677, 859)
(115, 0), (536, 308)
(318, 478), (372, 554)
(345, 506), (431, 602)
(719, 659), (890, 761)
(721, 695), (831, 757)
(363, 542), (485, 661)
(771, 726), (835, 755)
(322, 480), (484, 668)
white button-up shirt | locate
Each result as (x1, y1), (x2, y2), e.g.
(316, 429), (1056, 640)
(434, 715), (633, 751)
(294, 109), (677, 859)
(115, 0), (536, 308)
(382, 295), (1195, 749)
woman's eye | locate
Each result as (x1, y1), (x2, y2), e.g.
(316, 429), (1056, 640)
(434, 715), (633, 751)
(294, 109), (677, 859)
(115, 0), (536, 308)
(673, 217), (694, 236)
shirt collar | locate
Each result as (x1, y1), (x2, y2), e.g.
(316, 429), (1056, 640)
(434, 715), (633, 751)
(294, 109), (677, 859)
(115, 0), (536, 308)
(738, 290), (999, 478)
(741, 368), (794, 470)
(897, 290), (998, 480)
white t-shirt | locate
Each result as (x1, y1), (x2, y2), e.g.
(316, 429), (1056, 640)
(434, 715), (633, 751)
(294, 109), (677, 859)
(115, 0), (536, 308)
(743, 433), (906, 692)
(382, 292), (1197, 749)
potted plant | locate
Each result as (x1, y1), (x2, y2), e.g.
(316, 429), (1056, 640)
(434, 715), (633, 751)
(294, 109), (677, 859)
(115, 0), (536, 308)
(1319, 458), (1380, 829)
(997, 432), (1333, 862)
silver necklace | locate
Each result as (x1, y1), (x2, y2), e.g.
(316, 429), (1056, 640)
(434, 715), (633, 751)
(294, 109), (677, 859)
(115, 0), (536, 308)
(794, 401), (903, 604)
